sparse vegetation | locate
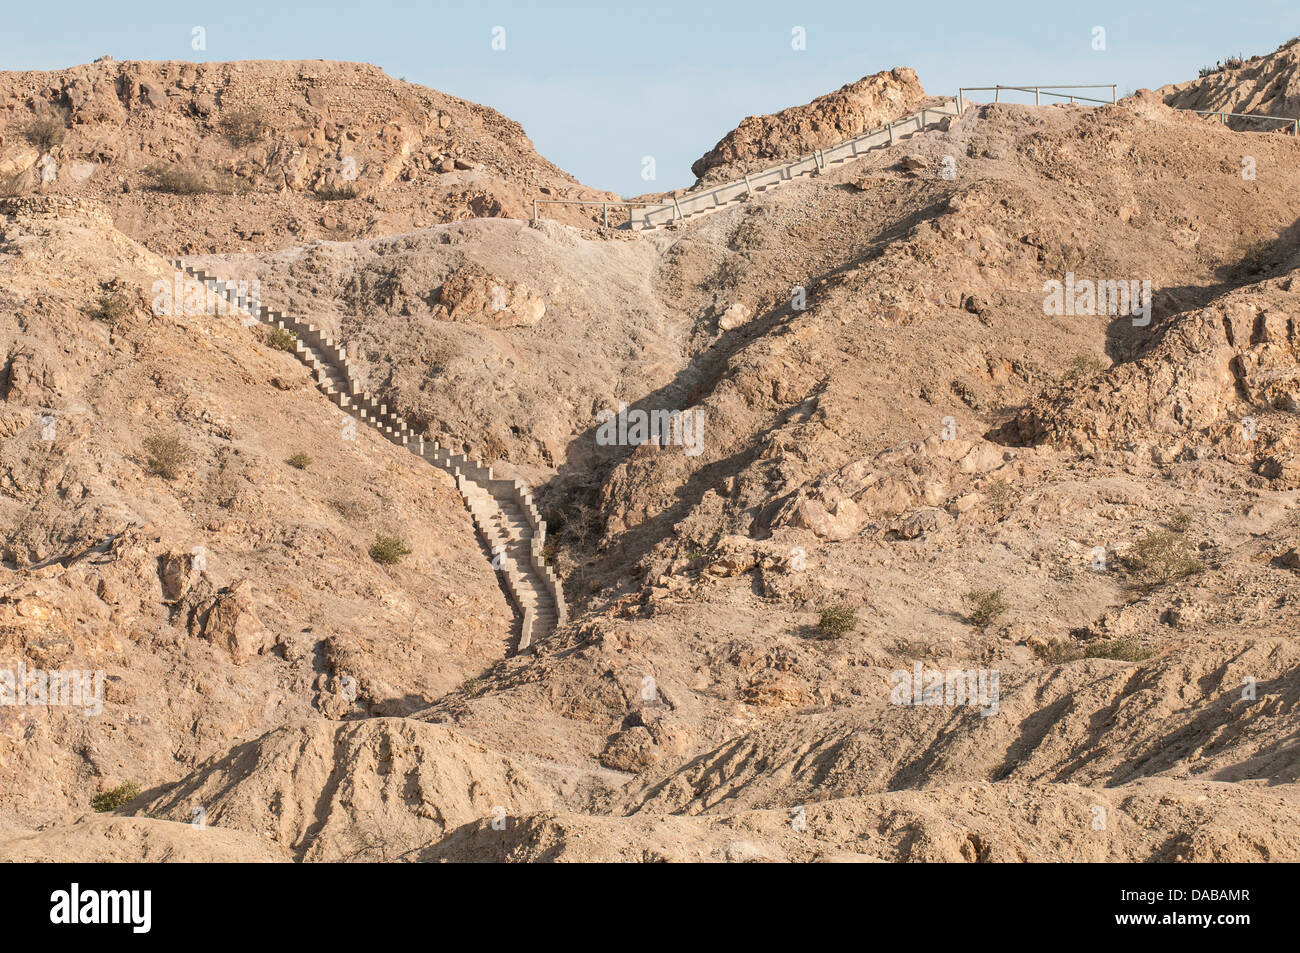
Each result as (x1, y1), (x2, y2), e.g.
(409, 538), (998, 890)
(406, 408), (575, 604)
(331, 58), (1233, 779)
(91, 781), (141, 813)
(1199, 55), (1244, 78)
(1236, 238), (1277, 278)
(1167, 510), (1194, 533)
(265, 327), (297, 352)
(816, 604), (857, 638)
(1033, 638), (1084, 663)
(219, 108), (270, 146)
(286, 452), (313, 470)
(143, 433), (191, 481)
(1084, 637), (1155, 661)
(1032, 635), (1154, 663)
(460, 676), (483, 697)
(964, 588), (1010, 627)
(983, 478), (1016, 515)
(1065, 353), (1108, 382)
(87, 291), (133, 326)
(1122, 529), (1205, 584)
(146, 163), (211, 195)
(316, 183), (358, 201)
(21, 105), (68, 152)
(369, 534), (411, 565)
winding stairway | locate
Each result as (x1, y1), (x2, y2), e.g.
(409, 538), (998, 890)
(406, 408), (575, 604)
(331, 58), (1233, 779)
(627, 100), (962, 231)
(170, 259), (566, 652)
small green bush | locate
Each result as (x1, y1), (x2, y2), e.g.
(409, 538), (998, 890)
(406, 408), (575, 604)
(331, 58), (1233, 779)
(1065, 353), (1108, 382)
(983, 478), (1015, 514)
(1033, 638), (1084, 663)
(1084, 637), (1155, 662)
(91, 781), (141, 813)
(219, 108), (270, 147)
(1198, 55), (1244, 78)
(147, 163), (210, 195)
(286, 452), (312, 470)
(143, 433), (191, 481)
(1167, 510), (1193, 533)
(22, 106), (67, 152)
(964, 588), (1010, 627)
(88, 292), (132, 325)
(265, 327), (297, 352)
(1122, 530), (1204, 584)
(369, 534), (411, 565)
(460, 676), (483, 698)
(816, 604), (857, 638)
(315, 183), (358, 201)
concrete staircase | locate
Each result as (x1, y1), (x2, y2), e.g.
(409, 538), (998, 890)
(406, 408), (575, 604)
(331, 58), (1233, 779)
(171, 259), (566, 652)
(629, 100), (961, 231)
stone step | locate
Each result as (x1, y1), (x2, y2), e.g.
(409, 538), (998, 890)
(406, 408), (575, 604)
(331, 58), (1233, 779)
(171, 260), (566, 652)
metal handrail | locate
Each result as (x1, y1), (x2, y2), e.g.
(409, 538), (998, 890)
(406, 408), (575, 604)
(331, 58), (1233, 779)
(531, 102), (961, 230)
(957, 84), (1117, 113)
(631, 102), (959, 228)
(1191, 109), (1299, 135)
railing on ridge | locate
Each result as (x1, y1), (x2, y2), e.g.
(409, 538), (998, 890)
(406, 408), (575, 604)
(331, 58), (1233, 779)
(1190, 109), (1299, 135)
(956, 84), (1117, 111)
(621, 100), (961, 231)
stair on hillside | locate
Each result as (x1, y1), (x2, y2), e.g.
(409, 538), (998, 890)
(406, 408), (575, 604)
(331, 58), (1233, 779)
(170, 259), (565, 652)
(629, 101), (960, 231)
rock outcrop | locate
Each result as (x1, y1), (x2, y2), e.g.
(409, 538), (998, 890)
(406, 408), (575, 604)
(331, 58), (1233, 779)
(690, 67), (927, 182)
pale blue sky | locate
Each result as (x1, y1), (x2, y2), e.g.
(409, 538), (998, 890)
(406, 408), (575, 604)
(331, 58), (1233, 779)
(3, 1), (1297, 194)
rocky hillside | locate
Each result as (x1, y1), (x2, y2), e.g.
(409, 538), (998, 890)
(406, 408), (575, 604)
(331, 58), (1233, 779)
(689, 67), (929, 183)
(0, 58), (615, 255)
(1160, 36), (1300, 130)
(3, 56), (1300, 862)
(0, 195), (517, 830)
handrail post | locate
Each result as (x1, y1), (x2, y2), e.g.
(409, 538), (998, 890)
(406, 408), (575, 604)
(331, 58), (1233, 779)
(532, 199), (537, 221)
(602, 202), (609, 227)
(888, 123), (894, 145)
(1111, 84), (1117, 104)
(1035, 86), (1040, 105)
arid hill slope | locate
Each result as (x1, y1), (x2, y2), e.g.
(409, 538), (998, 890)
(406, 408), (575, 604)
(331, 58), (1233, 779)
(0, 58), (614, 255)
(1160, 36), (1300, 131)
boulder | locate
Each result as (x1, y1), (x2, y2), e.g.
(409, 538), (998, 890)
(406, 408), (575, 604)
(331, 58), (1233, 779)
(718, 302), (751, 331)
(600, 726), (660, 772)
(437, 271), (545, 329)
(157, 551), (196, 602)
(200, 580), (270, 663)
